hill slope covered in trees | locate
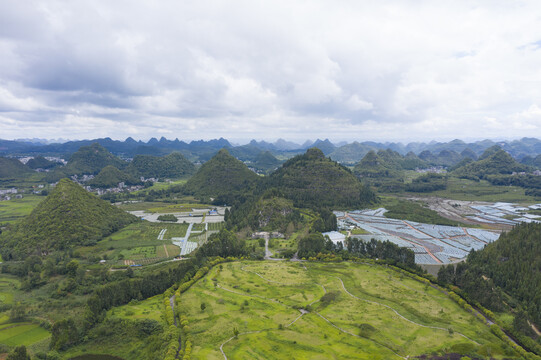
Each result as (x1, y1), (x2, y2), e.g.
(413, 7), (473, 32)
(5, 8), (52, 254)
(0, 157), (33, 179)
(266, 148), (376, 209)
(182, 148), (260, 202)
(0, 178), (138, 260)
(127, 152), (195, 179)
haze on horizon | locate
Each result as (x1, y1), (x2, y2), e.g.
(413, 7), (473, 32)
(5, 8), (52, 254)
(1, 1), (541, 143)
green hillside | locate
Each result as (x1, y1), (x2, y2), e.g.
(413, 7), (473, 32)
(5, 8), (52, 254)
(0, 157), (33, 179)
(266, 148), (376, 209)
(353, 150), (401, 178)
(0, 178), (138, 260)
(454, 148), (530, 179)
(183, 148), (260, 200)
(26, 156), (59, 170)
(253, 151), (281, 173)
(87, 165), (142, 188)
(127, 152), (195, 179)
(438, 222), (541, 354)
(64, 143), (126, 175)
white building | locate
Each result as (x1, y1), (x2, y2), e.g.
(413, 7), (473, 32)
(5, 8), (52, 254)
(322, 231), (346, 245)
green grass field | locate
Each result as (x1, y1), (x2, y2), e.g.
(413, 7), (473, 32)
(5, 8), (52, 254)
(0, 323), (50, 347)
(147, 203), (212, 213)
(177, 261), (520, 359)
(0, 276), (20, 306)
(77, 221), (188, 261)
(417, 177), (538, 203)
(0, 276), (51, 350)
(109, 295), (164, 322)
(0, 194), (44, 224)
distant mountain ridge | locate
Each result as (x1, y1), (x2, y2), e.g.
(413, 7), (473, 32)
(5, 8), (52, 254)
(2, 137), (541, 166)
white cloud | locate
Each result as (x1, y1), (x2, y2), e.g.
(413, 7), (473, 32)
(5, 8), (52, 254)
(1, 0), (541, 141)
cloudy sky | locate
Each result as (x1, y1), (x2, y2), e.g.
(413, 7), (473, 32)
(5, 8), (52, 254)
(1, 1), (541, 143)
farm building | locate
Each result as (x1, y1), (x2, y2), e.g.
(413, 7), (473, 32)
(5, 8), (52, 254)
(322, 231), (346, 245)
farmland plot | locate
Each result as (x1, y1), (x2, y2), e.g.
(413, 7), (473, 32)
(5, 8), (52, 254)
(341, 210), (500, 264)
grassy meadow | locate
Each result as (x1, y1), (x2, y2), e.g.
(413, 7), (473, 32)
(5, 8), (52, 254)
(417, 177), (538, 203)
(76, 221), (189, 263)
(0, 194), (44, 224)
(176, 261), (520, 359)
(0, 275), (51, 352)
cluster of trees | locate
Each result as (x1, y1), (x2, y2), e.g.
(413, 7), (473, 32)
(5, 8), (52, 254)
(346, 238), (416, 268)
(297, 234), (416, 270)
(157, 214), (178, 222)
(195, 229), (247, 259)
(485, 174), (541, 197)
(405, 173), (447, 192)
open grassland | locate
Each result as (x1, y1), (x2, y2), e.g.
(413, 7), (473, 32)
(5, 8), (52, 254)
(147, 203), (212, 213)
(0, 276), (19, 305)
(0, 323), (50, 347)
(133, 179), (188, 194)
(0, 194), (44, 224)
(109, 295), (164, 322)
(178, 261), (519, 359)
(421, 177), (537, 203)
(77, 221), (188, 261)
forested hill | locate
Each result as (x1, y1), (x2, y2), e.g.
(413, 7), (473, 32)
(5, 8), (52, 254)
(0, 178), (138, 260)
(265, 147), (376, 209)
(127, 152), (195, 179)
(0, 157), (33, 179)
(87, 165), (142, 188)
(453, 147), (530, 179)
(63, 143), (126, 175)
(182, 148), (260, 201)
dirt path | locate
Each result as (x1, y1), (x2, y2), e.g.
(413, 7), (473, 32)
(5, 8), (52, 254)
(163, 244), (169, 258)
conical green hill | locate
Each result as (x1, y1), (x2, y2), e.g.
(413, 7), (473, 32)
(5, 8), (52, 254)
(0, 157), (33, 179)
(64, 143), (126, 175)
(87, 165), (141, 188)
(453, 149), (530, 178)
(183, 148), (259, 198)
(267, 147), (376, 209)
(127, 152), (195, 179)
(0, 178), (138, 260)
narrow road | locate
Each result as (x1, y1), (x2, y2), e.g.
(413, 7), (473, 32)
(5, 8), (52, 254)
(163, 244), (169, 258)
(264, 233), (272, 259)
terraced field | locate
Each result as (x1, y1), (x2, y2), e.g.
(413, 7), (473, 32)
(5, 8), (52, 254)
(0, 275), (51, 350)
(177, 261), (520, 359)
